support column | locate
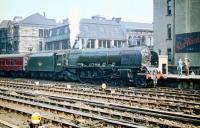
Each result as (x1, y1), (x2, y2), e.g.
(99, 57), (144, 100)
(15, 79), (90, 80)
(95, 39), (98, 48)
(111, 40), (114, 48)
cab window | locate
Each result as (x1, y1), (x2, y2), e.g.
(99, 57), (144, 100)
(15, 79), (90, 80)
(56, 55), (62, 66)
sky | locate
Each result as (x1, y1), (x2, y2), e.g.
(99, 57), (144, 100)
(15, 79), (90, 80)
(0, 0), (153, 23)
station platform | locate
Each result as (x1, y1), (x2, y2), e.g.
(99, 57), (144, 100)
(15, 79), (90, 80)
(159, 74), (200, 90)
(165, 74), (200, 80)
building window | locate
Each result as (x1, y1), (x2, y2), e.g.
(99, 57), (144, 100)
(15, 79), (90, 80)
(49, 30), (52, 37)
(64, 27), (69, 34)
(137, 37), (141, 46)
(54, 43), (60, 50)
(142, 36), (145, 45)
(46, 43), (52, 50)
(87, 39), (95, 48)
(167, 24), (172, 39)
(103, 40), (106, 48)
(13, 41), (18, 52)
(62, 41), (67, 49)
(44, 29), (49, 38)
(167, 48), (172, 62)
(57, 29), (60, 35)
(98, 40), (102, 48)
(39, 29), (43, 37)
(39, 41), (42, 51)
(13, 26), (19, 37)
(107, 41), (111, 48)
(87, 40), (90, 48)
(98, 40), (111, 48)
(128, 36), (133, 46)
(114, 40), (124, 48)
(167, 0), (172, 15)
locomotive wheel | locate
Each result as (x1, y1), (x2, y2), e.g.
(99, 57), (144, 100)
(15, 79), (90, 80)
(134, 77), (147, 88)
(51, 73), (58, 81)
(104, 78), (113, 86)
(91, 78), (102, 85)
(92, 69), (104, 85)
(78, 70), (87, 83)
(11, 72), (16, 78)
(117, 79), (127, 87)
(91, 71), (102, 85)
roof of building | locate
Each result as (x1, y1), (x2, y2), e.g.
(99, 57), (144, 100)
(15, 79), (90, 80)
(0, 20), (11, 28)
(18, 13), (57, 27)
(121, 21), (153, 31)
(79, 18), (126, 40)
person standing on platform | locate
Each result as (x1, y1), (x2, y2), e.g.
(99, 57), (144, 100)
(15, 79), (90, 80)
(184, 57), (190, 76)
(177, 58), (183, 76)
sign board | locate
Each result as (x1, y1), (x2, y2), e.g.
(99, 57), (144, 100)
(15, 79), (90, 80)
(175, 32), (200, 53)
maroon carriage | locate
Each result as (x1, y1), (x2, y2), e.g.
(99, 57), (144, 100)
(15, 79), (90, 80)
(0, 54), (28, 76)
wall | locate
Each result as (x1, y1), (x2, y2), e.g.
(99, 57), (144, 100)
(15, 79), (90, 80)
(16, 25), (43, 53)
(153, 0), (174, 64)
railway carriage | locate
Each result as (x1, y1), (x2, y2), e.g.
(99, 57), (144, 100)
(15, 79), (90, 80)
(0, 54), (28, 76)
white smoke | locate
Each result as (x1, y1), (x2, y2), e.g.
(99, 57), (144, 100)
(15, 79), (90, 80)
(69, 8), (80, 48)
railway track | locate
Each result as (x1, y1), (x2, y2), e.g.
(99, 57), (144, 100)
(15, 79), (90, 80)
(1, 77), (200, 98)
(0, 78), (199, 127)
(0, 89), (199, 128)
(0, 119), (18, 128)
(0, 80), (200, 116)
(0, 90), (145, 128)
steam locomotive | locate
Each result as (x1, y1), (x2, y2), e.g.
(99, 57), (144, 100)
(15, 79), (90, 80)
(0, 46), (161, 87)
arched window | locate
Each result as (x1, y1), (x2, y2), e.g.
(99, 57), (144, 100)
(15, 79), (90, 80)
(142, 36), (145, 45)
(128, 36), (133, 46)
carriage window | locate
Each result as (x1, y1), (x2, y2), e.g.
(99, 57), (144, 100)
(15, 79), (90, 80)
(1, 61), (4, 65)
(6, 60), (11, 65)
(11, 60), (15, 65)
(16, 60), (23, 65)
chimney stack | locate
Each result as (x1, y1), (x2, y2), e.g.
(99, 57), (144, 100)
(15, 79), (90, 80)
(43, 12), (46, 17)
(112, 17), (121, 23)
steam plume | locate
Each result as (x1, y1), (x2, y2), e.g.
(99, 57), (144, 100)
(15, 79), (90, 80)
(69, 8), (80, 48)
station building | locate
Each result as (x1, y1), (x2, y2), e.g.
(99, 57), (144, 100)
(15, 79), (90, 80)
(13, 13), (58, 53)
(44, 21), (70, 51)
(0, 20), (13, 54)
(0, 13), (59, 54)
(76, 16), (153, 49)
(0, 14), (153, 53)
(154, 0), (200, 74)
(121, 21), (153, 48)
(77, 16), (127, 49)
